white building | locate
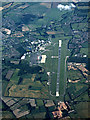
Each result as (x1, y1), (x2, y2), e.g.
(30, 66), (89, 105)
(56, 91), (59, 97)
(21, 55), (25, 60)
(59, 40), (62, 47)
(41, 55), (47, 63)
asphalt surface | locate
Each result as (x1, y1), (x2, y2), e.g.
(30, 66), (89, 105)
(56, 46), (61, 95)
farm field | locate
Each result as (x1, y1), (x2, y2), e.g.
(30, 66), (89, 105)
(4, 70), (50, 99)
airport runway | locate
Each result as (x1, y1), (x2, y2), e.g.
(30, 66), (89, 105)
(56, 46), (61, 96)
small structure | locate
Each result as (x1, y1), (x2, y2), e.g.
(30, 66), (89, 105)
(52, 102), (69, 119)
(47, 72), (50, 76)
(83, 55), (87, 57)
(21, 55), (25, 60)
(51, 56), (58, 58)
(2, 28), (11, 35)
(22, 26), (29, 32)
(41, 55), (47, 63)
(10, 60), (20, 65)
(0, 7), (3, 11)
(56, 91), (59, 97)
(37, 56), (42, 61)
(46, 31), (56, 35)
(59, 40), (62, 47)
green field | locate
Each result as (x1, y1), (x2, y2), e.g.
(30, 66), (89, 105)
(10, 69), (20, 84)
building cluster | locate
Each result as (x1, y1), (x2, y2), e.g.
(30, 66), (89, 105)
(52, 102), (70, 119)
(67, 62), (88, 83)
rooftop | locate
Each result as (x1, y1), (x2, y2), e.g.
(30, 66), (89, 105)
(41, 55), (47, 63)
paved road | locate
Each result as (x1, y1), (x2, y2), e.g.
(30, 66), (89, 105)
(56, 46), (61, 96)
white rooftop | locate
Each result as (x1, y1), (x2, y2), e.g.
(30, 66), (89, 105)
(21, 55), (25, 60)
(41, 55), (47, 63)
(59, 40), (62, 47)
(56, 91), (59, 96)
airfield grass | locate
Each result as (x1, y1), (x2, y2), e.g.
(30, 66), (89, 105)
(40, 39), (58, 95)
(50, 73), (57, 95)
(41, 34), (70, 97)
(51, 38), (68, 97)
(40, 35), (69, 98)
(50, 43), (58, 95)
(59, 40), (67, 95)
